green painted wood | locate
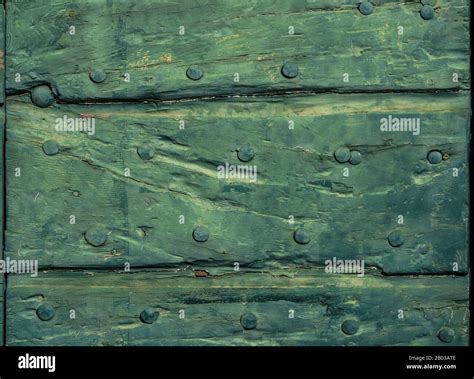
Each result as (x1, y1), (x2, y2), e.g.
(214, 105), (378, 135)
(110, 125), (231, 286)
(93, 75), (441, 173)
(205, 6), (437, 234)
(5, 0), (469, 102)
(0, 7), (4, 348)
(2, 0), (470, 348)
(5, 93), (469, 274)
(1, 6), (4, 255)
(0, 114), (3, 347)
(6, 270), (469, 346)
(0, 275), (3, 345)
(0, 6), (4, 105)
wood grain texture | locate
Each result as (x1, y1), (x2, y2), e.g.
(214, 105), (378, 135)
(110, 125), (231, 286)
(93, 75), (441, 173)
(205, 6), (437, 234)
(0, 6), (4, 105)
(0, 6), (4, 257)
(0, 275), (3, 345)
(5, 0), (470, 101)
(2, 0), (471, 348)
(5, 93), (469, 274)
(1, 7), (4, 347)
(6, 270), (469, 346)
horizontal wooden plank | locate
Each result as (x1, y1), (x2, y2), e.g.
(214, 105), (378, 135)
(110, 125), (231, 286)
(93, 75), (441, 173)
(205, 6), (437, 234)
(0, 5), (4, 347)
(0, 117), (3, 259)
(0, 274), (3, 345)
(6, 270), (469, 346)
(0, 6), (4, 105)
(5, 93), (469, 273)
(5, 0), (470, 102)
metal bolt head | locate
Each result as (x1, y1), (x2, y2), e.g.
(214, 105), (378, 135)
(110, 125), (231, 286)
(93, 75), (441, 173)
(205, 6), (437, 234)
(349, 150), (362, 165)
(420, 5), (435, 20)
(186, 65), (204, 81)
(281, 62), (298, 79)
(341, 319), (359, 335)
(193, 226), (209, 242)
(388, 231), (404, 247)
(417, 243), (430, 255)
(140, 309), (158, 324)
(137, 145), (155, 160)
(36, 304), (55, 321)
(358, 1), (374, 15)
(237, 145), (255, 162)
(294, 228), (310, 244)
(438, 327), (455, 343)
(42, 140), (59, 156)
(89, 69), (107, 83)
(85, 225), (108, 247)
(334, 147), (351, 163)
(31, 85), (54, 108)
(240, 313), (257, 330)
(427, 150), (443, 164)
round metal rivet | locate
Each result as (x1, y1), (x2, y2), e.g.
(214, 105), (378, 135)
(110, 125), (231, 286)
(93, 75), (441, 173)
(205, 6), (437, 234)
(84, 225), (108, 247)
(281, 62), (298, 79)
(427, 150), (443, 164)
(42, 140), (59, 156)
(442, 153), (449, 160)
(420, 5), (435, 20)
(89, 69), (107, 83)
(240, 313), (257, 330)
(341, 319), (359, 335)
(358, 1), (374, 15)
(36, 304), (55, 321)
(388, 231), (404, 247)
(294, 228), (310, 244)
(193, 226), (209, 242)
(137, 145), (155, 160)
(438, 327), (455, 343)
(418, 243), (430, 255)
(186, 65), (203, 81)
(334, 147), (351, 163)
(237, 145), (255, 162)
(31, 85), (54, 108)
(349, 150), (362, 165)
(140, 309), (158, 324)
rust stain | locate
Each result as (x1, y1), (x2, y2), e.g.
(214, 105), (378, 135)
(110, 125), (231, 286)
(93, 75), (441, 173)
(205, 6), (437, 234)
(194, 270), (209, 278)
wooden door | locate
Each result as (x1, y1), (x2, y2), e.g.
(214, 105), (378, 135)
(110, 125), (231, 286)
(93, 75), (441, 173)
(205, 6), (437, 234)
(0, 0), (470, 346)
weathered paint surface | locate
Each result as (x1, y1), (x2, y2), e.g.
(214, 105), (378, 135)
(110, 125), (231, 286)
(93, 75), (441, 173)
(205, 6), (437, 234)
(1, 0), (471, 347)
(5, 0), (470, 101)
(0, 6), (4, 250)
(6, 270), (469, 346)
(5, 94), (470, 274)
(0, 275), (3, 344)
(1, 7), (4, 345)
(0, 6), (4, 105)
